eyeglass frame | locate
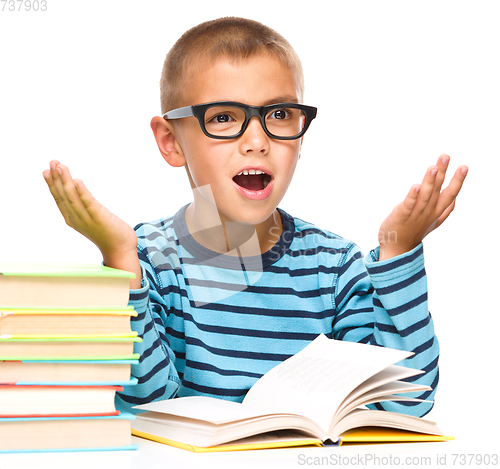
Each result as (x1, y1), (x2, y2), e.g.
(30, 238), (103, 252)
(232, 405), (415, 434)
(162, 101), (318, 140)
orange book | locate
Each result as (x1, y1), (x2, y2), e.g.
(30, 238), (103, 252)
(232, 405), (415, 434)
(0, 359), (137, 385)
(0, 384), (122, 417)
(0, 308), (137, 337)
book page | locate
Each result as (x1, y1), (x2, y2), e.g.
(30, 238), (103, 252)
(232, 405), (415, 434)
(243, 335), (412, 431)
(134, 395), (273, 424)
(336, 365), (424, 413)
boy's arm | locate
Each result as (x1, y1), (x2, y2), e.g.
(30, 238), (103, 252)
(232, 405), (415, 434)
(43, 161), (180, 411)
(334, 243), (437, 417)
(115, 256), (181, 413)
(43, 160), (141, 287)
(332, 156), (467, 417)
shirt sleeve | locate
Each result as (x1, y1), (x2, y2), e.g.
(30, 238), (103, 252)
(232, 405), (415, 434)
(115, 261), (181, 414)
(332, 242), (439, 417)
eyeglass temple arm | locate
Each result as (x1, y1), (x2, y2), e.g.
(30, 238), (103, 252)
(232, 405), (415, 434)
(163, 106), (194, 119)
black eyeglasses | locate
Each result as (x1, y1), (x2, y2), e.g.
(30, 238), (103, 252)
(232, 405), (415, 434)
(163, 101), (317, 140)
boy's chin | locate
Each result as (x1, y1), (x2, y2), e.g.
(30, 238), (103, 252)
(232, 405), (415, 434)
(218, 205), (279, 227)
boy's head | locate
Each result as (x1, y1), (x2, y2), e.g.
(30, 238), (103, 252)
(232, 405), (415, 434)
(160, 17), (304, 113)
(151, 17), (314, 248)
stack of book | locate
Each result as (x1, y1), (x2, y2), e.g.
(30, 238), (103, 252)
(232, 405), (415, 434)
(0, 263), (141, 452)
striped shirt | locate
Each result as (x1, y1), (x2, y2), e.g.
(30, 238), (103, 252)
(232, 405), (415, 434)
(116, 205), (439, 417)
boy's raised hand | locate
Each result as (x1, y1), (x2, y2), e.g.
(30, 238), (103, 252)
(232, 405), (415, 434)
(378, 155), (468, 261)
(43, 160), (141, 286)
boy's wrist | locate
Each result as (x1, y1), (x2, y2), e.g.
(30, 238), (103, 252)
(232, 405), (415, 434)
(378, 243), (417, 261)
(102, 249), (142, 289)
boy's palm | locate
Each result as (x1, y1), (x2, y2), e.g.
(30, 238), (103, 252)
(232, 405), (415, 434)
(378, 155), (468, 261)
(43, 161), (137, 260)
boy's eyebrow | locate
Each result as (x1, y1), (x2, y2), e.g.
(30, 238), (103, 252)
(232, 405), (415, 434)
(263, 95), (300, 105)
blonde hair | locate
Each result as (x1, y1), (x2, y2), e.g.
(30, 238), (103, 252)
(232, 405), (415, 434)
(160, 17), (304, 114)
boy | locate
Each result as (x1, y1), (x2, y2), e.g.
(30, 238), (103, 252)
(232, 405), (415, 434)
(43, 17), (467, 417)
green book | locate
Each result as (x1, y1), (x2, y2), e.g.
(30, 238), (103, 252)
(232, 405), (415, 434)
(0, 264), (135, 278)
(0, 336), (142, 360)
(0, 263), (135, 309)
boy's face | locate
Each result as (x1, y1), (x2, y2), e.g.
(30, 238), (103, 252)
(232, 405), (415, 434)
(165, 53), (303, 227)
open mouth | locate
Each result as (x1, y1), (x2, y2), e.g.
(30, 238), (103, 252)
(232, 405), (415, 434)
(232, 169), (272, 192)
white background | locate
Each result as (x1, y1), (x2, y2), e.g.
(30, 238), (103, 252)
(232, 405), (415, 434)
(1, 0), (498, 466)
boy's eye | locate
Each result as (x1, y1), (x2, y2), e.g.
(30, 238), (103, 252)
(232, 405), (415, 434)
(268, 109), (292, 120)
(212, 113), (234, 123)
(205, 109), (240, 125)
(204, 107), (243, 137)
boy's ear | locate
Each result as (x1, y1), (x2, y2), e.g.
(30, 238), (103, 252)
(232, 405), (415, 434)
(150, 116), (186, 167)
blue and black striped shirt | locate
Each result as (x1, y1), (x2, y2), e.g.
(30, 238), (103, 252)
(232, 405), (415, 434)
(117, 205), (438, 417)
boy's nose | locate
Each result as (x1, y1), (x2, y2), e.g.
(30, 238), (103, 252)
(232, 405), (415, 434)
(239, 116), (270, 154)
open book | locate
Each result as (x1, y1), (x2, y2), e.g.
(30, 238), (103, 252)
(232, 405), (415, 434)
(131, 335), (451, 451)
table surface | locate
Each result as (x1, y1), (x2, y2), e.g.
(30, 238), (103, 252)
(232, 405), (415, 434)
(1, 430), (495, 469)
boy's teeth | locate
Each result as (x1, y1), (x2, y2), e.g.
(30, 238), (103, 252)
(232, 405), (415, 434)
(233, 169), (272, 191)
(237, 169), (266, 176)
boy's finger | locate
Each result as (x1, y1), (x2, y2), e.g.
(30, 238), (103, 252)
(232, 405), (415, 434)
(43, 169), (72, 225)
(49, 161), (67, 206)
(436, 165), (468, 215)
(427, 200), (456, 237)
(413, 165), (439, 214)
(43, 168), (65, 209)
(401, 184), (421, 215)
(49, 163), (89, 225)
(57, 164), (93, 223)
(431, 155), (450, 200)
(436, 199), (456, 228)
(73, 179), (101, 219)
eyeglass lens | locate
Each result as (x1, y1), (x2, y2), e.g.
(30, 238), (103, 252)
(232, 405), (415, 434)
(203, 105), (306, 138)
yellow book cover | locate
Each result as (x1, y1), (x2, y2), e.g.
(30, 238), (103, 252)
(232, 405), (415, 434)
(132, 428), (323, 452)
(131, 427), (453, 452)
(339, 427), (454, 445)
